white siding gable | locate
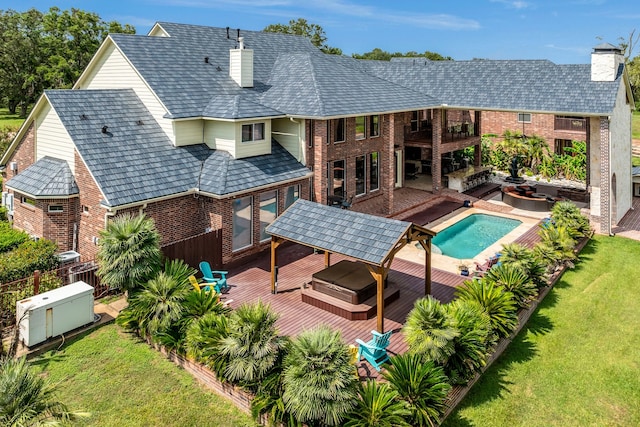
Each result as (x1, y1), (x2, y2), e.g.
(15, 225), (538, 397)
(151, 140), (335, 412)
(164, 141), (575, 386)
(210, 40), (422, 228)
(75, 41), (175, 144)
(272, 118), (305, 163)
(174, 120), (204, 146)
(36, 101), (75, 169)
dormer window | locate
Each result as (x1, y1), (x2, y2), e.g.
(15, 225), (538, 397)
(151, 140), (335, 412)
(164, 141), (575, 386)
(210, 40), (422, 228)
(242, 122), (265, 142)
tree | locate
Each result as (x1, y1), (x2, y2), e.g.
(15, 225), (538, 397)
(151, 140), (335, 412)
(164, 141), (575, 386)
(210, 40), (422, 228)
(352, 48), (452, 61)
(96, 213), (162, 292)
(282, 325), (358, 426)
(264, 18), (342, 55)
(0, 357), (88, 426)
(0, 7), (135, 116)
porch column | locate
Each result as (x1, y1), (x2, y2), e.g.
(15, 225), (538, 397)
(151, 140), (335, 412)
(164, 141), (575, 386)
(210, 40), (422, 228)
(474, 111), (482, 167)
(374, 266), (385, 333)
(599, 117), (611, 235)
(313, 120), (329, 204)
(270, 237), (283, 294)
(431, 109), (443, 194)
(384, 114), (396, 215)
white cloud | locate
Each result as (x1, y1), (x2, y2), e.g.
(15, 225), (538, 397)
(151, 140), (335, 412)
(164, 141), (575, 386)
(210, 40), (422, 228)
(490, 0), (530, 9)
(545, 44), (591, 55)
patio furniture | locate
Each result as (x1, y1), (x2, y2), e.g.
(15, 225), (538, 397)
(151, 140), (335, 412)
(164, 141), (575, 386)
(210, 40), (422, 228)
(404, 162), (418, 180)
(199, 261), (230, 293)
(356, 330), (392, 371)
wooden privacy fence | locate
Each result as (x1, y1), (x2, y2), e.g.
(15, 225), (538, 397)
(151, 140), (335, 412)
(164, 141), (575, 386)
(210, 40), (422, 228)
(0, 260), (105, 328)
(161, 230), (222, 270)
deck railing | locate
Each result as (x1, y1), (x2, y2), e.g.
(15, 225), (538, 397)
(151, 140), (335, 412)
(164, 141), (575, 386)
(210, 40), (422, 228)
(554, 116), (586, 132)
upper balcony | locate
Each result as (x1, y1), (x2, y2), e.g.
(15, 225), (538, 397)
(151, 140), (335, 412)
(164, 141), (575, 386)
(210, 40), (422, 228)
(554, 116), (586, 132)
(404, 120), (480, 146)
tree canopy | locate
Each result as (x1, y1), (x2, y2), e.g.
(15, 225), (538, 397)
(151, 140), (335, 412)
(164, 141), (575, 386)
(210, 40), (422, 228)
(0, 7), (135, 117)
(352, 48), (452, 61)
(264, 18), (342, 55)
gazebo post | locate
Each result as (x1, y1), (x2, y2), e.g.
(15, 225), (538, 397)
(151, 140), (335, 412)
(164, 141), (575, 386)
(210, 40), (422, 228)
(324, 250), (331, 268)
(270, 237), (281, 294)
(425, 239), (432, 295)
(374, 267), (385, 333)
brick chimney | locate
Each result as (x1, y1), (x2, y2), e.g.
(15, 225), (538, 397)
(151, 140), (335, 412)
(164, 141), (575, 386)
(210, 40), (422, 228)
(591, 42), (623, 82)
(229, 36), (254, 88)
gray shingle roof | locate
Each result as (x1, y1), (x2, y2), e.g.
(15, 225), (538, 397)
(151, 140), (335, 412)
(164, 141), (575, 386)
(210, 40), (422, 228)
(45, 89), (309, 207)
(106, 22), (626, 119)
(266, 199), (412, 265)
(361, 59), (622, 115)
(5, 156), (78, 198)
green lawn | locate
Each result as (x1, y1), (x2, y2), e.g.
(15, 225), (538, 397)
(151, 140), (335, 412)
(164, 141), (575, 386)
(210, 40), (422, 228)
(634, 110), (640, 140)
(444, 235), (640, 426)
(0, 107), (26, 129)
(31, 325), (256, 427)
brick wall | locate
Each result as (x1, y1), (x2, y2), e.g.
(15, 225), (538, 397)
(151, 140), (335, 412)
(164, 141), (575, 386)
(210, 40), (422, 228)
(481, 111), (587, 150)
(42, 197), (79, 251)
(3, 123), (35, 184)
(11, 193), (44, 237)
(309, 114), (401, 215)
(74, 151), (108, 260)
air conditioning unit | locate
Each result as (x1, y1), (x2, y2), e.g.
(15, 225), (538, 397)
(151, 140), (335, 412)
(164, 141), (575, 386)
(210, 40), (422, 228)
(16, 281), (95, 347)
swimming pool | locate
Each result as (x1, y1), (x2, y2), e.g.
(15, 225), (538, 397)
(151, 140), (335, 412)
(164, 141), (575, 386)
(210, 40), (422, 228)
(431, 213), (522, 259)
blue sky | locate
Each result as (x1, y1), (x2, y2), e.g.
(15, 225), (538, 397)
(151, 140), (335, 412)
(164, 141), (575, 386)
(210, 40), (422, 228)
(6, 0), (640, 64)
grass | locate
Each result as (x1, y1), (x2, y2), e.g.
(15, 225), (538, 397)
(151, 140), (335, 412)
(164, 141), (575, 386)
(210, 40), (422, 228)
(634, 110), (640, 140)
(0, 107), (26, 129)
(444, 235), (640, 426)
(31, 324), (256, 427)
(633, 156), (640, 167)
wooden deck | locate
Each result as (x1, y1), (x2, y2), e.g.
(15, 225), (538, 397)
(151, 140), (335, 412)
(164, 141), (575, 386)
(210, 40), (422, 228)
(223, 243), (466, 378)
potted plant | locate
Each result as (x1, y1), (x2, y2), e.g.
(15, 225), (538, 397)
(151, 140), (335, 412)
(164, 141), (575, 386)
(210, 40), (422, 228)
(457, 261), (470, 276)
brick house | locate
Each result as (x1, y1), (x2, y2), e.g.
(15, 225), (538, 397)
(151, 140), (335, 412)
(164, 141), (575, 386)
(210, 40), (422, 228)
(0, 24), (633, 265)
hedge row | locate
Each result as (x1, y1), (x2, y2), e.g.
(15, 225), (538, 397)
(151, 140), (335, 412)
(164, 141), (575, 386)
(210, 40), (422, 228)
(0, 221), (29, 254)
(0, 239), (60, 284)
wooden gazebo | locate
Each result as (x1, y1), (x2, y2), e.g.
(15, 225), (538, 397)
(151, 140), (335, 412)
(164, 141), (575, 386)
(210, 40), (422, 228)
(265, 199), (436, 332)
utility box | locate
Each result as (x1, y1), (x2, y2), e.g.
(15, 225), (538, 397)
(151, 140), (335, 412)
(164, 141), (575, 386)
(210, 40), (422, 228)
(16, 281), (95, 347)
(58, 250), (80, 265)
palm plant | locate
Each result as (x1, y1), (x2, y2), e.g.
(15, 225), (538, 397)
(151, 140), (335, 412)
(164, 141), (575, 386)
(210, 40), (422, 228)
(551, 200), (591, 239)
(499, 243), (548, 289)
(484, 263), (538, 308)
(455, 278), (518, 340)
(118, 267), (192, 338)
(282, 325), (358, 427)
(184, 312), (230, 377)
(383, 353), (451, 427)
(250, 345), (296, 427)
(96, 213), (162, 292)
(442, 300), (491, 385)
(0, 357), (89, 426)
(523, 134), (550, 173)
(219, 301), (287, 387)
(403, 296), (458, 364)
(344, 380), (411, 427)
(535, 224), (577, 271)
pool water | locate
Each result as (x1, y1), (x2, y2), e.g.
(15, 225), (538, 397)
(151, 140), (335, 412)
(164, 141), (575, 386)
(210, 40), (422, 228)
(431, 214), (522, 259)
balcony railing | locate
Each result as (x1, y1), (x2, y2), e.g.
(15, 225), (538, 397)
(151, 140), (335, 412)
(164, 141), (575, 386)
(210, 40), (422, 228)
(555, 117), (586, 132)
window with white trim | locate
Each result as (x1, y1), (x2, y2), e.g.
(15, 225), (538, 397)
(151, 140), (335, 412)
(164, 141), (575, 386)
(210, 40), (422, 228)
(48, 205), (63, 213)
(517, 112), (532, 123)
(241, 122), (265, 142)
(410, 111), (419, 132)
(21, 196), (35, 206)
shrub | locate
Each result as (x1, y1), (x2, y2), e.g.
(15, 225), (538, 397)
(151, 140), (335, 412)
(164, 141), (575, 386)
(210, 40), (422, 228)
(1, 272), (63, 327)
(219, 301), (287, 388)
(184, 312), (230, 378)
(344, 380), (412, 427)
(0, 239), (59, 284)
(282, 325), (358, 426)
(383, 353), (451, 427)
(483, 263), (538, 308)
(0, 206), (8, 222)
(455, 278), (518, 340)
(0, 222), (28, 254)
(499, 243), (548, 289)
(535, 224), (577, 271)
(404, 296), (458, 364)
(551, 201), (591, 240)
(442, 300), (491, 385)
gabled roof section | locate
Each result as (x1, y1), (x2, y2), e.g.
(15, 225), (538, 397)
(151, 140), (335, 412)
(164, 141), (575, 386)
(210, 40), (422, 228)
(43, 88), (309, 208)
(262, 53), (439, 117)
(361, 59), (623, 115)
(198, 141), (311, 196)
(266, 199), (413, 266)
(5, 156), (78, 198)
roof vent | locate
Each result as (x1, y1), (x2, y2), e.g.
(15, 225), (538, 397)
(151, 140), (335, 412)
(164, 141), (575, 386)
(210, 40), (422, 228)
(79, 114), (88, 120)
(101, 126), (108, 134)
(204, 57), (209, 64)
(136, 120), (144, 126)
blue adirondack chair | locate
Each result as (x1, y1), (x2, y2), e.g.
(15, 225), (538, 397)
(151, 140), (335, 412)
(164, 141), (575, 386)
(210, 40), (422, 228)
(198, 261), (230, 294)
(355, 330), (393, 371)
